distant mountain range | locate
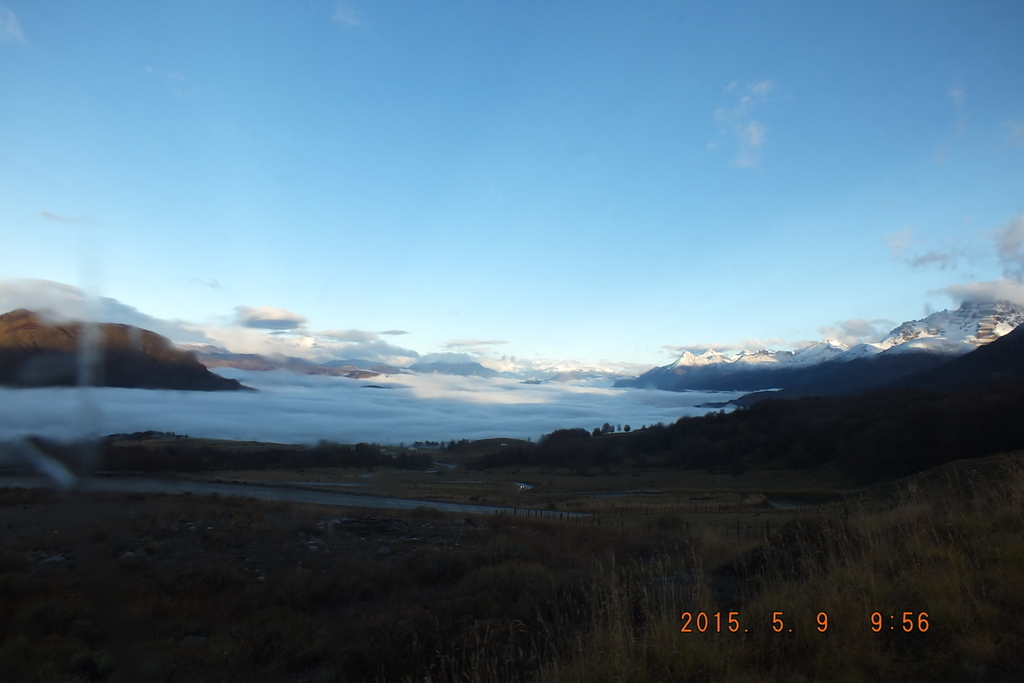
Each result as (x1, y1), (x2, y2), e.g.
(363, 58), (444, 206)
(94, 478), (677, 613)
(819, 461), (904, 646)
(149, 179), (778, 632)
(180, 346), (630, 383)
(0, 309), (247, 391)
(182, 346), (402, 379)
(617, 301), (1024, 401)
(7, 299), (1019, 398)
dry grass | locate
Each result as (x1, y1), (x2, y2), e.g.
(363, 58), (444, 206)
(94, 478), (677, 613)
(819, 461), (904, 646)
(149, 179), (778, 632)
(534, 455), (1024, 683)
(2, 454), (1023, 681)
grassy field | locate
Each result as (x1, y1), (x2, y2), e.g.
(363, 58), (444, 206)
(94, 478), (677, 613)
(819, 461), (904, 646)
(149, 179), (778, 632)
(3, 440), (1024, 681)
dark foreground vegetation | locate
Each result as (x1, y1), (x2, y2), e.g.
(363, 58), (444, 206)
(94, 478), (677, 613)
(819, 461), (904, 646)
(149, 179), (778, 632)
(33, 435), (435, 473)
(469, 378), (1024, 484)
(1, 453), (1023, 681)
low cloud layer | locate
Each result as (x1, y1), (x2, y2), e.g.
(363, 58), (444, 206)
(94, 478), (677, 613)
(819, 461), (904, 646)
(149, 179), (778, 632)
(0, 371), (737, 445)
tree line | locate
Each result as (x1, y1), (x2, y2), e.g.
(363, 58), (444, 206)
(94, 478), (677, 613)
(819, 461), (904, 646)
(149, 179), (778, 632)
(467, 378), (1024, 483)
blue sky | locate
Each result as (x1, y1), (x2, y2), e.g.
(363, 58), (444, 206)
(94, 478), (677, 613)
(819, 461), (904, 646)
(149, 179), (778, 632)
(2, 1), (1023, 370)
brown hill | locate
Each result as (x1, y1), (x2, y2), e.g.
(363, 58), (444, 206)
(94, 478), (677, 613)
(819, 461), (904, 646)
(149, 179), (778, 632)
(0, 309), (249, 391)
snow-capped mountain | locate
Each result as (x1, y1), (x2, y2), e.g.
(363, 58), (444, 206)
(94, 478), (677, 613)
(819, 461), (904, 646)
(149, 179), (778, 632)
(672, 301), (1023, 371)
(620, 300), (1024, 395)
(878, 300), (1024, 353)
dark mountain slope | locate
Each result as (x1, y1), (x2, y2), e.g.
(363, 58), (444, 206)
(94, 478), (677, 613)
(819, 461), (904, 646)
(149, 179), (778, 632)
(0, 309), (248, 391)
(897, 324), (1024, 391)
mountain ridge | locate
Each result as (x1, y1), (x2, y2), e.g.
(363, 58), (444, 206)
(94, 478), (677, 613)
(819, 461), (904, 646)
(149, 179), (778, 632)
(619, 300), (1024, 396)
(0, 309), (249, 391)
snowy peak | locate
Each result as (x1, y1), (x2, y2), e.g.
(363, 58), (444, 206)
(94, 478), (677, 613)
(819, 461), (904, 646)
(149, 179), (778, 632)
(879, 301), (1024, 351)
(791, 339), (850, 365)
(664, 301), (1024, 373)
(671, 349), (732, 368)
(731, 349), (792, 365)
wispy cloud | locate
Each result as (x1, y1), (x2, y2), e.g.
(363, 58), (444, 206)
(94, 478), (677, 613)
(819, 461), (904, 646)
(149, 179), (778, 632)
(926, 212), (1024, 308)
(934, 82), (968, 163)
(948, 84), (966, 108)
(143, 65), (190, 98)
(331, 2), (362, 27)
(1009, 120), (1024, 148)
(379, 330), (409, 336)
(446, 339), (508, 348)
(884, 228), (912, 258)
(235, 305), (307, 331)
(713, 80), (774, 168)
(0, 7), (25, 43)
(883, 227), (964, 271)
(994, 213), (1024, 280)
(41, 211), (84, 224)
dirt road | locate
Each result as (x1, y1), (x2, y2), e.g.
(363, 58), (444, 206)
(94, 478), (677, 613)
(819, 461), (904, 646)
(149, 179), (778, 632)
(0, 474), (584, 517)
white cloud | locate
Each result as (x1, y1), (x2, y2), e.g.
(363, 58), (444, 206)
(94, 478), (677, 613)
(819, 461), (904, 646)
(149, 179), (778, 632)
(325, 339), (420, 366)
(713, 80), (774, 168)
(818, 318), (894, 347)
(320, 329), (379, 342)
(379, 330), (409, 336)
(0, 371), (738, 445)
(331, 2), (361, 27)
(0, 7), (25, 43)
(0, 278), (213, 343)
(235, 305), (307, 330)
(941, 278), (1024, 307)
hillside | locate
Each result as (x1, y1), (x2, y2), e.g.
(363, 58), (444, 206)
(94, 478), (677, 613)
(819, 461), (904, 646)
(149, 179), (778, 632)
(0, 309), (248, 391)
(898, 323), (1024, 391)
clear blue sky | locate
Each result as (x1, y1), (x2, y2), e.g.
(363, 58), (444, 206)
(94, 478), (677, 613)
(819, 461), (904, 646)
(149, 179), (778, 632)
(2, 1), (1023, 368)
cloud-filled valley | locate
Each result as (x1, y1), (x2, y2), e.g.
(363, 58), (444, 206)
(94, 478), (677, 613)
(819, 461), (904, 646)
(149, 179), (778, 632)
(0, 369), (737, 446)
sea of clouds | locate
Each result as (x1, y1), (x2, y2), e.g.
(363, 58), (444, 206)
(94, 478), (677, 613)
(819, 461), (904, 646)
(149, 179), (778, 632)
(0, 369), (739, 445)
